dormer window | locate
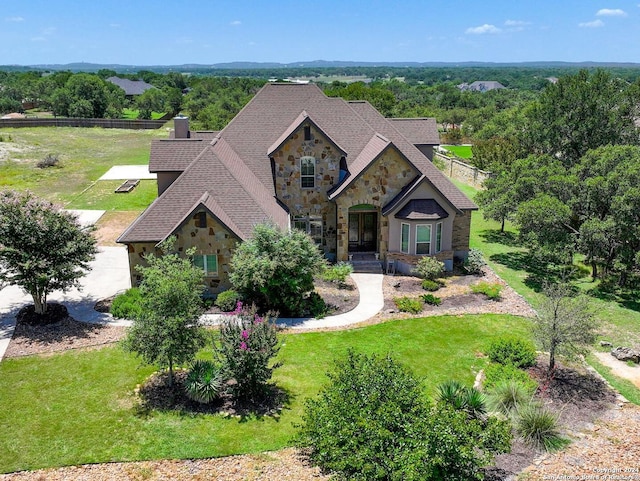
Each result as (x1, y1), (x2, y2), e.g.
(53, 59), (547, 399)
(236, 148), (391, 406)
(301, 156), (315, 188)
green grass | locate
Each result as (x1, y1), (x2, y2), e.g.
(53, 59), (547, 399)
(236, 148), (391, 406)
(451, 178), (640, 402)
(0, 314), (529, 473)
(63, 180), (157, 211)
(587, 354), (640, 405)
(122, 109), (166, 120)
(442, 144), (473, 159)
(0, 127), (165, 207)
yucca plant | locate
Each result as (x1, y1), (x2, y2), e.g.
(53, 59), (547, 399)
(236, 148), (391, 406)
(437, 380), (486, 420)
(487, 380), (532, 417)
(516, 403), (567, 451)
(184, 360), (224, 404)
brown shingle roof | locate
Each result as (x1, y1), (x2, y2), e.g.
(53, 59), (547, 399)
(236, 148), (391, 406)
(394, 199), (449, 220)
(106, 76), (155, 96)
(149, 139), (207, 172)
(122, 83), (475, 244)
(388, 118), (440, 145)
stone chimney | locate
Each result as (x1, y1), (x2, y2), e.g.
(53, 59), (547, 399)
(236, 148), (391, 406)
(173, 116), (190, 139)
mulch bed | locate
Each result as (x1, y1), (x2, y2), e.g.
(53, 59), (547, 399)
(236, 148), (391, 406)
(137, 370), (289, 419)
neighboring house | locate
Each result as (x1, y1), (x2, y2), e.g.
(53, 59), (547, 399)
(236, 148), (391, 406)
(117, 83), (477, 294)
(106, 76), (155, 99)
(458, 81), (506, 92)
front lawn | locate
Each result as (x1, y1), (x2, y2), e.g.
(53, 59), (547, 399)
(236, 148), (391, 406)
(0, 314), (529, 473)
(63, 179), (157, 211)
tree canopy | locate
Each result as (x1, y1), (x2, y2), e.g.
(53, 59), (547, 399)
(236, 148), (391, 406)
(0, 190), (97, 314)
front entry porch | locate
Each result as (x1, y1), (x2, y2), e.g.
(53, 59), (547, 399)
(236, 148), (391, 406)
(348, 206), (378, 253)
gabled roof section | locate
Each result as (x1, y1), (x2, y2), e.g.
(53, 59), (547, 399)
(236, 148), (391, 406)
(394, 199), (449, 220)
(149, 138), (207, 172)
(118, 139), (288, 244)
(267, 110), (347, 157)
(388, 118), (439, 145)
(327, 133), (391, 200)
(347, 100), (477, 211)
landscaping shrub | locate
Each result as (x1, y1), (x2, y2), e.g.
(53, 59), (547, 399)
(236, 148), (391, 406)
(394, 296), (423, 314)
(421, 279), (442, 291)
(484, 363), (538, 393)
(321, 262), (353, 287)
(487, 380), (533, 417)
(37, 153), (60, 169)
(471, 281), (503, 301)
(464, 248), (486, 275)
(487, 336), (537, 368)
(216, 304), (281, 402)
(296, 350), (511, 481)
(422, 293), (442, 306)
(184, 360), (224, 404)
(230, 223), (326, 316)
(413, 256), (445, 280)
(516, 403), (566, 451)
(110, 288), (143, 319)
(304, 291), (329, 318)
(214, 289), (240, 312)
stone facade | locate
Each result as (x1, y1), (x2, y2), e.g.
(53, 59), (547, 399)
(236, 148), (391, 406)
(387, 250), (455, 274)
(452, 212), (471, 257)
(125, 209), (238, 295)
(271, 123), (341, 256)
(335, 147), (419, 261)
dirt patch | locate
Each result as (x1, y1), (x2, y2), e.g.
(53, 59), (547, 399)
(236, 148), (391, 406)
(593, 351), (640, 389)
(93, 210), (142, 246)
(4, 315), (126, 358)
(369, 265), (536, 324)
(0, 448), (329, 481)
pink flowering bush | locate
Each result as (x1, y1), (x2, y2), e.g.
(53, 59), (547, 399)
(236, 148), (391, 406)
(217, 303), (281, 402)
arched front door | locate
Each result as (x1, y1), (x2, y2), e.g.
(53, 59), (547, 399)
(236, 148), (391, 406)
(348, 205), (378, 252)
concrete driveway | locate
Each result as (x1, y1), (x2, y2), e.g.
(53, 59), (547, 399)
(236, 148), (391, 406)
(0, 246), (131, 359)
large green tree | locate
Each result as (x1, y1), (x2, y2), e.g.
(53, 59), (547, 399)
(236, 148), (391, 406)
(123, 239), (206, 386)
(0, 190), (97, 314)
(523, 69), (639, 166)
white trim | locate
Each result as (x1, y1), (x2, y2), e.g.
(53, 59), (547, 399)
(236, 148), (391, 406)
(300, 155), (315, 189)
(194, 254), (218, 277)
(435, 222), (443, 253)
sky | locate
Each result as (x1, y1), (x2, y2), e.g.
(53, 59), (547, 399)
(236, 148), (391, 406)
(2, 0), (640, 66)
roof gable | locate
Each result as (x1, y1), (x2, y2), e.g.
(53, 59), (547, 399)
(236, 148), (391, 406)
(267, 110), (347, 157)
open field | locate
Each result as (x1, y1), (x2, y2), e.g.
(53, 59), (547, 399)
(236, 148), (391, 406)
(0, 127), (165, 209)
(0, 314), (529, 473)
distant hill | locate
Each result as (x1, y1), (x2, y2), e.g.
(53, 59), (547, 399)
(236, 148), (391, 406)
(5, 60), (640, 73)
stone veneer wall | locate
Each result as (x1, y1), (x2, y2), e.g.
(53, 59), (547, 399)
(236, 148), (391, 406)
(387, 250), (455, 273)
(335, 147), (419, 261)
(434, 152), (492, 189)
(451, 212), (472, 258)
(271, 123), (341, 256)
(125, 209), (238, 295)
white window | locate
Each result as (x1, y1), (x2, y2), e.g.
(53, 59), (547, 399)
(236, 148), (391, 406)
(193, 254), (218, 277)
(294, 215), (323, 245)
(300, 156), (315, 188)
(401, 223), (410, 254)
(416, 225), (432, 255)
(435, 222), (443, 253)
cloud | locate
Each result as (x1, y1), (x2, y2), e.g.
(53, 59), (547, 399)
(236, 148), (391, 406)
(230, 20), (241, 26)
(579, 19), (605, 27)
(109, 23), (120, 28)
(31, 36), (46, 42)
(505, 19), (530, 26)
(5, 16), (24, 22)
(465, 24), (501, 34)
(41, 26), (56, 35)
(596, 8), (627, 16)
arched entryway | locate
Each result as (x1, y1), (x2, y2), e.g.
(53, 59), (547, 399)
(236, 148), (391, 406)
(348, 204), (378, 253)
